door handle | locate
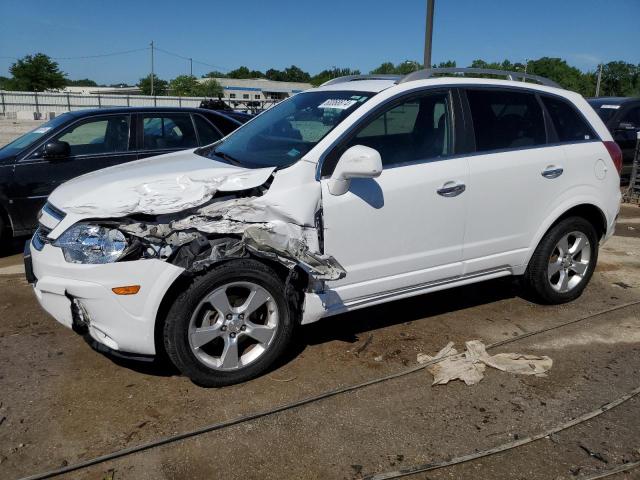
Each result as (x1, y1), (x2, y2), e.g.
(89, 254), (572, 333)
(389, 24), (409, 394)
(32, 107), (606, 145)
(541, 166), (564, 179)
(437, 181), (466, 197)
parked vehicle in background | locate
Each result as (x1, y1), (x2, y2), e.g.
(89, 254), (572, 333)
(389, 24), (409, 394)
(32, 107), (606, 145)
(0, 107), (249, 240)
(28, 69), (622, 387)
(588, 97), (640, 177)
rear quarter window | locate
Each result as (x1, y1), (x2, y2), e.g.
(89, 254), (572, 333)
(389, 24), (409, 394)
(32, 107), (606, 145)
(542, 96), (596, 142)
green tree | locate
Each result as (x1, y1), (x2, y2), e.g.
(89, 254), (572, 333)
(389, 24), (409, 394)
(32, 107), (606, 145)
(310, 67), (361, 87)
(282, 65), (311, 82)
(599, 61), (639, 97)
(370, 62), (396, 74)
(169, 75), (200, 96)
(526, 57), (591, 95)
(197, 78), (224, 97)
(138, 74), (168, 96)
(202, 71), (227, 79)
(227, 66), (264, 79)
(8, 53), (66, 91)
(66, 78), (97, 87)
(265, 68), (285, 81)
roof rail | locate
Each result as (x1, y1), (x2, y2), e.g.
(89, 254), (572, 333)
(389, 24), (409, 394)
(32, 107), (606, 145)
(398, 68), (561, 88)
(320, 74), (402, 87)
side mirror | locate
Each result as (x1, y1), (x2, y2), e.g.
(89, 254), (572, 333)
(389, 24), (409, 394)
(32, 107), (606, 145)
(43, 140), (70, 159)
(328, 145), (383, 196)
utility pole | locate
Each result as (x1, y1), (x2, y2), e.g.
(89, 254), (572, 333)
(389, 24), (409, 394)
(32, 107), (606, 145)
(522, 59), (528, 82)
(189, 58), (193, 76)
(150, 40), (155, 96)
(595, 63), (603, 97)
(423, 0), (435, 69)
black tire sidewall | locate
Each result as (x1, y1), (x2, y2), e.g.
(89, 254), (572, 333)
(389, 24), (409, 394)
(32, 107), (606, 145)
(526, 217), (599, 304)
(163, 259), (294, 387)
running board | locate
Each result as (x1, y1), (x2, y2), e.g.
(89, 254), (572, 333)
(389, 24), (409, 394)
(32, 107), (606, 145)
(323, 267), (512, 317)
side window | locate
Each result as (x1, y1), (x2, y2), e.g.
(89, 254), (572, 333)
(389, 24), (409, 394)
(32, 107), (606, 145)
(142, 114), (198, 150)
(334, 91), (451, 169)
(54, 115), (130, 156)
(541, 96), (596, 142)
(466, 89), (545, 151)
(621, 107), (640, 127)
(193, 115), (222, 145)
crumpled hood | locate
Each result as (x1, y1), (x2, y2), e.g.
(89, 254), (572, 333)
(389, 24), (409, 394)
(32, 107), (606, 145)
(48, 149), (275, 218)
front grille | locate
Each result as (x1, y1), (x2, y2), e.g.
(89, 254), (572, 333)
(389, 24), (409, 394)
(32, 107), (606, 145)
(32, 225), (52, 251)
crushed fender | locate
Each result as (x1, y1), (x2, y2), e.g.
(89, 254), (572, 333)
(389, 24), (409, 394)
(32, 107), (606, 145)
(119, 194), (346, 282)
(417, 340), (552, 386)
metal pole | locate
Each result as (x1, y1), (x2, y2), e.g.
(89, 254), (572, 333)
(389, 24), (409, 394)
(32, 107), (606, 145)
(150, 40), (154, 96)
(1, 90), (5, 115)
(189, 58), (193, 76)
(423, 0), (435, 68)
(522, 59), (528, 82)
(595, 64), (603, 97)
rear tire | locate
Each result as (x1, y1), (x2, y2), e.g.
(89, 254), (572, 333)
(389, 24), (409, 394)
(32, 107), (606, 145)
(523, 216), (598, 304)
(163, 259), (295, 387)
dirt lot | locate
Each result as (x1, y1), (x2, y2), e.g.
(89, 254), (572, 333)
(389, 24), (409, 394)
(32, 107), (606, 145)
(1, 205), (640, 480)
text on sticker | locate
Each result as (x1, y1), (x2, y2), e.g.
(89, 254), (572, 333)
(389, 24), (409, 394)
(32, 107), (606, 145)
(318, 99), (358, 110)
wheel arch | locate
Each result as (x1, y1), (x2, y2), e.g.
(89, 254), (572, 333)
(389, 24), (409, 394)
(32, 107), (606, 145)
(521, 201), (607, 273)
(153, 257), (309, 358)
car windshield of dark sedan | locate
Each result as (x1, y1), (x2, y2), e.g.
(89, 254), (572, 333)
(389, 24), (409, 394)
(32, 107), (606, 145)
(0, 113), (71, 159)
(201, 91), (373, 168)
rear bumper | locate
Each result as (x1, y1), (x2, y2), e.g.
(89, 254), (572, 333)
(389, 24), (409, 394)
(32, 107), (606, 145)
(30, 241), (184, 355)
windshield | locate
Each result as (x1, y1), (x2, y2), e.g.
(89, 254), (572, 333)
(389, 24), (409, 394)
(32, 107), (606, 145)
(587, 100), (620, 123)
(0, 113), (71, 159)
(201, 90), (373, 168)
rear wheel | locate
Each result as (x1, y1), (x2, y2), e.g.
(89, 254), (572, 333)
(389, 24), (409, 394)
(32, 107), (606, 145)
(163, 259), (295, 387)
(523, 217), (598, 304)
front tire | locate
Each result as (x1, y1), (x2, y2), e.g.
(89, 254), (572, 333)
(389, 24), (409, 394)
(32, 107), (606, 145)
(523, 216), (599, 304)
(163, 259), (295, 387)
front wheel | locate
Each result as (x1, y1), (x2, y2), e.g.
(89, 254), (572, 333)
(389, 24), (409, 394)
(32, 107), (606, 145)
(523, 216), (599, 304)
(163, 259), (295, 387)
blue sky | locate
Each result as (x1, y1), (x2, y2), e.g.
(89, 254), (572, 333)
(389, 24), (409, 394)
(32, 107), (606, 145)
(1, 0), (638, 85)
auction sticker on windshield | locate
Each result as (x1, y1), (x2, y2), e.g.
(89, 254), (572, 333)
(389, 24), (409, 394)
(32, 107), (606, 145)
(318, 99), (358, 110)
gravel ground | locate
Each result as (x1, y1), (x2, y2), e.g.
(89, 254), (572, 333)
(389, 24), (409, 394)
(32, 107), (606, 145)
(0, 205), (639, 480)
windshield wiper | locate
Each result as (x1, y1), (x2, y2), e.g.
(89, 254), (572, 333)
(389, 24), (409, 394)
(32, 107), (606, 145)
(212, 149), (242, 166)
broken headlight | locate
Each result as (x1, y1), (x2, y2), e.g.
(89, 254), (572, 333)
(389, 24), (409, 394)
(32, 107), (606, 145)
(54, 224), (128, 264)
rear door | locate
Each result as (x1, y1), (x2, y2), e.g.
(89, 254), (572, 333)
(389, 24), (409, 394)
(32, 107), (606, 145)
(461, 88), (568, 273)
(12, 113), (134, 231)
(136, 112), (199, 159)
(613, 104), (640, 175)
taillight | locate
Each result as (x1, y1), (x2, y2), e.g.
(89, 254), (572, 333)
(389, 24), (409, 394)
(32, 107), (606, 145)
(603, 141), (623, 175)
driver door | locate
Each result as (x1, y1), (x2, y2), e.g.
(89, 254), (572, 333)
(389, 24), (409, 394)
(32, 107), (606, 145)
(320, 89), (469, 302)
(12, 114), (135, 231)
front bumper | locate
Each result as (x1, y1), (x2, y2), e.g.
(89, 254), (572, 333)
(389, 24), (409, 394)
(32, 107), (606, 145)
(30, 241), (184, 355)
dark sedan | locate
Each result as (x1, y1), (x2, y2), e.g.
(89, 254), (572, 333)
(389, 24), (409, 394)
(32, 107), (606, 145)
(0, 107), (250, 241)
(588, 97), (640, 177)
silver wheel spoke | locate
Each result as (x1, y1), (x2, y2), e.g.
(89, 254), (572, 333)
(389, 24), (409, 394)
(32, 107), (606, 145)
(556, 235), (569, 255)
(548, 259), (563, 278)
(570, 234), (588, 258)
(558, 270), (570, 292)
(190, 325), (223, 349)
(245, 322), (276, 344)
(207, 289), (232, 315)
(220, 337), (239, 369)
(240, 287), (271, 317)
(571, 261), (589, 276)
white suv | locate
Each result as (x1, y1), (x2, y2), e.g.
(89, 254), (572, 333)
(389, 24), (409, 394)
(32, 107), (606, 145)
(27, 69), (622, 386)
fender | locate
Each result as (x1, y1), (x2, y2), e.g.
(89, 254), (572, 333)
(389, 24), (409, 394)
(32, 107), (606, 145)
(516, 184), (615, 275)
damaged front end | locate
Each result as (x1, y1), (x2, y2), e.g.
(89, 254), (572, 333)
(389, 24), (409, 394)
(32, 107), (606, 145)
(115, 190), (346, 288)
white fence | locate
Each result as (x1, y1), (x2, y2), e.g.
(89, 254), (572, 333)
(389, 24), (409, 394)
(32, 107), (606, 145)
(0, 90), (276, 118)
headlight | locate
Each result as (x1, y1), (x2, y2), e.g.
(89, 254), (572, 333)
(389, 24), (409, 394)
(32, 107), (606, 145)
(54, 224), (128, 264)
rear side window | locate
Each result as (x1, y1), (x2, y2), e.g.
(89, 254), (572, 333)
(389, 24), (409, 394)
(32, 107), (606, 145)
(142, 114), (198, 150)
(193, 115), (222, 145)
(542, 96), (596, 142)
(466, 89), (545, 152)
